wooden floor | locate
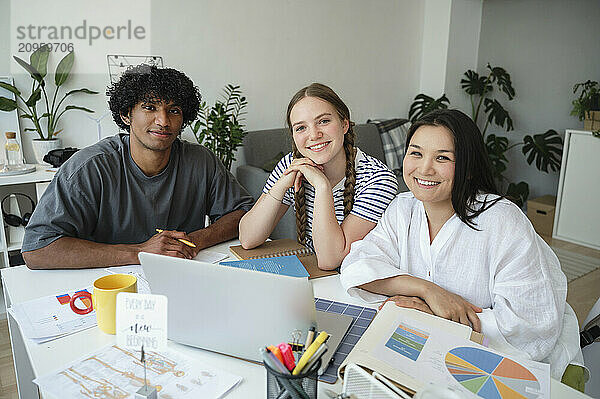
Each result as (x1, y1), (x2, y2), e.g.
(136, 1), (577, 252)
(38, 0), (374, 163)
(0, 318), (17, 399)
(0, 238), (597, 398)
(542, 235), (600, 326)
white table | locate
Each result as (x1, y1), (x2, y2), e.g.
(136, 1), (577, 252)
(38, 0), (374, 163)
(1, 241), (591, 398)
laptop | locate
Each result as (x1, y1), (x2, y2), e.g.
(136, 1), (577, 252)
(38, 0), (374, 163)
(140, 252), (319, 363)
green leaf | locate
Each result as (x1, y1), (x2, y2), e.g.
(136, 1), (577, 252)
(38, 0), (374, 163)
(487, 64), (515, 100)
(24, 128), (39, 132)
(63, 105), (94, 113)
(460, 70), (492, 96)
(26, 87), (41, 107)
(30, 44), (51, 78)
(485, 134), (509, 179)
(408, 93), (450, 123)
(55, 51), (75, 87)
(13, 55), (43, 82)
(483, 98), (513, 131)
(522, 129), (563, 173)
(0, 82), (21, 96)
(190, 120), (202, 134)
(65, 88), (99, 96)
(506, 181), (529, 207)
(0, 97), (18, 111)
(20, 113), (34, 119)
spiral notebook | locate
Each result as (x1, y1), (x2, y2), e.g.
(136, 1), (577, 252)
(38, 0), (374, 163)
(229, 239), (338, 279)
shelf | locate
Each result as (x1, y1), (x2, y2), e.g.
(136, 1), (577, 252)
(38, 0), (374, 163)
(0, 165), (55, 186)
(0, 171), (53, 270)
(7, 243), (21, 252)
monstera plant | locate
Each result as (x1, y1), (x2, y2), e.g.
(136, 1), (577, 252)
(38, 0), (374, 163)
(408, 64), (562, 206)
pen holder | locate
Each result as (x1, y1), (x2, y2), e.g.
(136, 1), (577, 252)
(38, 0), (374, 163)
(265, 359), (320, 399)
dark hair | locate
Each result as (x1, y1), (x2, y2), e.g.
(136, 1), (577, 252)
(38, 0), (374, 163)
(286, 83), (356, 245)
(106, 64), (201, 132)
(405, 109), (501, 229)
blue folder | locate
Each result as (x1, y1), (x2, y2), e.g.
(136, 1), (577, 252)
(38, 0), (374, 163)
(219, 255), (310, 278)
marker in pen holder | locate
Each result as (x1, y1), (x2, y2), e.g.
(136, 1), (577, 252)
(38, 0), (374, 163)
(265, 359), (321, 399)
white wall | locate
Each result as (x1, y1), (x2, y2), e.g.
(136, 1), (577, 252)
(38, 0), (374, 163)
(476, 0), (600, 199)
(152, 0), (424, 132)
(444, 0), (482, 112)
(419, 0), (452, 95)
(1, 0), (429, 164)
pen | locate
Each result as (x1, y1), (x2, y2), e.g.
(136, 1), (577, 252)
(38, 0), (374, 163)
(268, 345), (285, 365)
(155, 229), (196, 248)
(304, 326), (315, 350)
(262, 347), (290, 374)
(293, 331), (329, 375)
(261, 348), (308, 399)
(278, 342), (296, 371)
(299, 343), (328, 375)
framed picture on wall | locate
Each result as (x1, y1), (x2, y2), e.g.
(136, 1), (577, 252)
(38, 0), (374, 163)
(107, 55), (164, 84)
(0, 76), (25, 166)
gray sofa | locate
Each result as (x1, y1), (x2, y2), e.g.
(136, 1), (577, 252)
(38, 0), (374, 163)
(235, 123), (407, 240)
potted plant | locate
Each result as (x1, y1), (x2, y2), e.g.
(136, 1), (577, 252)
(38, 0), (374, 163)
(189, 84), (248, 170)
(0, 44), (98, 164)
(571, 80), (600, 134)
(407, 64), (563, 206)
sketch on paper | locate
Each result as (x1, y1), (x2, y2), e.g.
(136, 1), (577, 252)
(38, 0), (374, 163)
(107, 55), (164, 84)
(34, 344), (242, 399)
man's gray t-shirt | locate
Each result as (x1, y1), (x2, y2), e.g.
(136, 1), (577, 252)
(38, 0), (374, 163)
(22, 134), (253, 251)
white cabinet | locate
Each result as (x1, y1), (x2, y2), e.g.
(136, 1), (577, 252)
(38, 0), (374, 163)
(0, 166), (55, 267)
(553, 130), (600, 250)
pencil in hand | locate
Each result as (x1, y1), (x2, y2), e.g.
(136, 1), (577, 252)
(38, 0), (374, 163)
(155, 229), (197, 248)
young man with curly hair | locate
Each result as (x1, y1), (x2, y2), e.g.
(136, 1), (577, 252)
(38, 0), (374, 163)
(22, 65), (253, 269)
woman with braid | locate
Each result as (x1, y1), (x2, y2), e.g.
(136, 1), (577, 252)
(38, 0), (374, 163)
(239, 83), (398, 270)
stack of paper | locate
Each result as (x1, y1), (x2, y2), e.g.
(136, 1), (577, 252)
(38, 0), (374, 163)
(107, 249), (229, 294)
(105, 265), (152, 294)
(340, 303), (551, 398)
(34, 344), (243, 398)
(8, 287), (97, 343)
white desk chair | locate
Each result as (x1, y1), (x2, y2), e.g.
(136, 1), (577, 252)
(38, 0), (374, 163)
(581, 298), (600, 397)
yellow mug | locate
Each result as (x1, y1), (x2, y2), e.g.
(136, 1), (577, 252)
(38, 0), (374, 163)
(70, 274), (137, 334)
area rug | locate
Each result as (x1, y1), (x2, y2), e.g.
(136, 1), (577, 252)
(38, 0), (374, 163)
(552, 246), (600, 282)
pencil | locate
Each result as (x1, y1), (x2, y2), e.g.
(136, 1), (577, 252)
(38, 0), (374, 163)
(155, 229), (197, 248)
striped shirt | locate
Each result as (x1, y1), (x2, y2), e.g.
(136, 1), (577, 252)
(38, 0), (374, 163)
(263, 148), (398, 250)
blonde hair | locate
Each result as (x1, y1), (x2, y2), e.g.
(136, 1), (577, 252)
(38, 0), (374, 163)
(286, 83), (357, 245)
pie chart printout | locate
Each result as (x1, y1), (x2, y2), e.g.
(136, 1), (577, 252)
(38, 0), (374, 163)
(445, 347), (541, 399)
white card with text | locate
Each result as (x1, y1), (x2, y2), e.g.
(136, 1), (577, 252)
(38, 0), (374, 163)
(116, 293), (167, 351)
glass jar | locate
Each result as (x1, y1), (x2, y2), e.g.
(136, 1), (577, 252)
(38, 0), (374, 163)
(4, 131), (24, 171)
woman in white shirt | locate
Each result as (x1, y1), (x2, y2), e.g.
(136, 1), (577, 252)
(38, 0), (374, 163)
(340, 109), (584, 385)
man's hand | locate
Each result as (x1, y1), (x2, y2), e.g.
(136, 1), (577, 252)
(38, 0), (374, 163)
(422, 284), (482, 332)
(138, 230), (199, 260)
(379, 295), (434, 314)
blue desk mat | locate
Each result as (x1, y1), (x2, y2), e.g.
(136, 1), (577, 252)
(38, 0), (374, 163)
(314, 298), (377, 383)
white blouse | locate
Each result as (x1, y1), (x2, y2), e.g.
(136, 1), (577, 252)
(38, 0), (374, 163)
(340, 192), (583, 379)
